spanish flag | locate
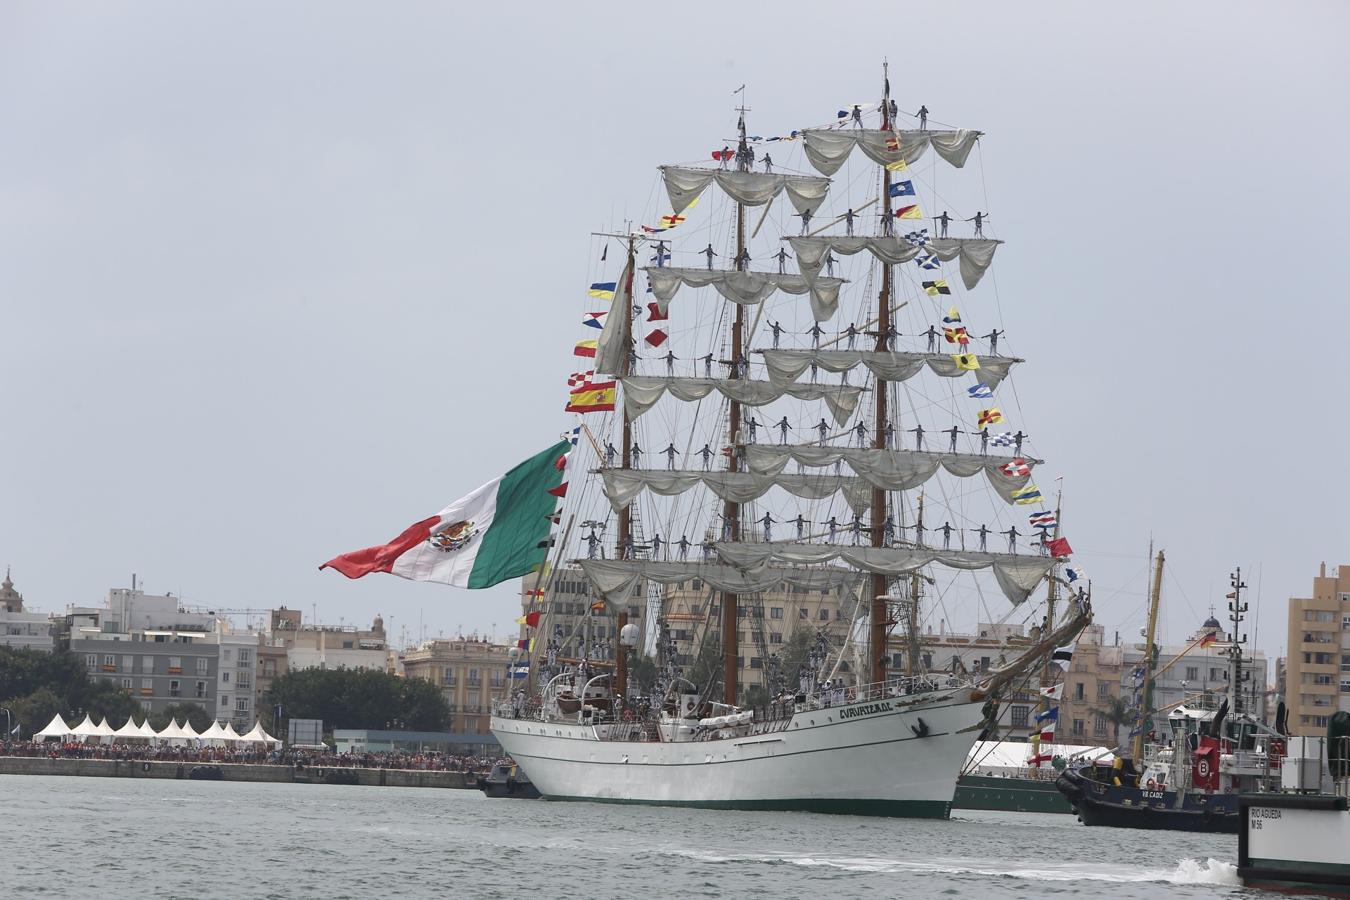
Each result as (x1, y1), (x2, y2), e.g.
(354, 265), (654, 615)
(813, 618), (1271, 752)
(894, 204), (923, 220)
(565, 382), (617, 414)
(977, 407), (1004, 426)
(574, 340), (598, 358)
(923, 279), (951, 296)
(952, 353), (980, 371)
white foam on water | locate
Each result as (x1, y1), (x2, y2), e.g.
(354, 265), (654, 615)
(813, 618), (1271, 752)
(670, 848), (1240, 886)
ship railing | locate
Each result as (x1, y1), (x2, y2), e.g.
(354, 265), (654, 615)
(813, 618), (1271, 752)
(828, 674), (977, 707)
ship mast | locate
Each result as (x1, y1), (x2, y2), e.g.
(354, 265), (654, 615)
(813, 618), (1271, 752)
(869, 65), (894, 687)
(722, 101), (749, 706)
(1132, 548), (1165, 762)
(1035, 486), (1064, 721)
(1225, 568), (1248, 715)
(614, 234), (637, 703)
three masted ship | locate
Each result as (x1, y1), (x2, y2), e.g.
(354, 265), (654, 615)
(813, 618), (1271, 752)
(491, 70), (1090, 817)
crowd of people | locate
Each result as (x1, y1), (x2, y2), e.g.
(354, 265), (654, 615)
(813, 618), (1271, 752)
(0, 739), (504, 773)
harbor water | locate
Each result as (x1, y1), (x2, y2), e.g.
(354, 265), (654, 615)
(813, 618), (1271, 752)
(0, 774), (1261, 898)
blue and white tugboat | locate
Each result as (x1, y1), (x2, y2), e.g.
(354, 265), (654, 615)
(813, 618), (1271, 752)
(1057, 563), (1285, 833)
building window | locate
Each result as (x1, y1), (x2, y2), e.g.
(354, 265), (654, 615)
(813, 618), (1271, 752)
(468, 669), (480, 686)
(142, 656), (154, 673)
(235, 697), (250, 712)
(121, 678), (132, 689)
(819, 609), (829, 621)
(769, 632), (783, 645)
(490, 670), (504, 688)
(1011, 706), (1029, 727)
(85, 654), (97, 669)
(1185, 666), (1199, 681)
(263, 660), (276, 677)
(1097, 681), (1109, 701)
(1074, 682), (1084, 701)
(168, 657), (182, 673)
(798, 608), (808, 619)
(235, 673), (251, 689)
(771, 607), (783, 620)
(168, 680), (181, 698)
(237, 649), (252, 665)
(627, 605), (639, 619)
(140, 678), (153, 693)
(221, 671), (231, 684)
(1094, 714), (1107, 737)
(222, 648), (232, 662)
(750, 657), (763, 669)
(196, 681), (207, 699)
(443, 668), (456, 685)
(1341, 655), (1350, 673)
(122, 655), (134, 670)
(1341, 681), (1350, 694)
(1072, 718), (1085, 736)
(103, 654), (116, 668)
(195, 658), (208, 674)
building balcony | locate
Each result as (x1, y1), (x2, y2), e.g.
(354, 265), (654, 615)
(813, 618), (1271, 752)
(100, 665), (117, 672)
(167, 667), (182, 674)
(139, 688), (153, 696)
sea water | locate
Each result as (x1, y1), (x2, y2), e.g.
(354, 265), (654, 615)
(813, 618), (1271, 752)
(0, 774), (1273, 899)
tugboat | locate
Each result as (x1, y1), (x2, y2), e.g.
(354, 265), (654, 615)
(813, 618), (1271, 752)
(476, 761), (541, 800)
(1239, 710), (1350, 896)
(1057, 562), (1285, 832)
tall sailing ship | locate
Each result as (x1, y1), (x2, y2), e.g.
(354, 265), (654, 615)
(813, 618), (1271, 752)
(489, 71), (1091, 817)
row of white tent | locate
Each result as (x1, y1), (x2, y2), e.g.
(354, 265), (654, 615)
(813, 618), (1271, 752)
(32, 713), (281, 747)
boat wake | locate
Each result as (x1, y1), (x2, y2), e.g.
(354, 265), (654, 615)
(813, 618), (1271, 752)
(671, 849), (1239, 885)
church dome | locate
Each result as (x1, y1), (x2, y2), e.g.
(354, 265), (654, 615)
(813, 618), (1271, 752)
(1203, 614), (1221, 629)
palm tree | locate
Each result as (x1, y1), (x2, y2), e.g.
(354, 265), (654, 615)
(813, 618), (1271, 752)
(1091, 694), (1134, 749)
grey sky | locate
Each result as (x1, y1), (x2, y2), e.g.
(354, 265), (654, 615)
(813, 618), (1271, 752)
(2, 2), (1347, 664)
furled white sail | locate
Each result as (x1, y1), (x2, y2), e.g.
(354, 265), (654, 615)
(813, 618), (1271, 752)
(759, 349), (1019, 390)
(790, 236), (1001, 290)
(799, 128), (982, 176)
(714, 542), (1054, 605)
(643, 266), (845, 322)
(743, 445), (1037, 504)
(598, 468), (874, 515)
(593, 256), (634, 376)
(660, 166), (830, 216)
(580, 558), (862, 603)
(620, 376), (864, 427)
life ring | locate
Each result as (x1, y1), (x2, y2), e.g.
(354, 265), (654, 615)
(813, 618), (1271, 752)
(142, 762), (151, 772)
(1146, 778), (1157, 789)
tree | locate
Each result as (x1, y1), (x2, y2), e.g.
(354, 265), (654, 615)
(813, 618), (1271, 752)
(1091, 694), (1134, 749)
(687, 631), (723, 700)
(150, 702), (214, 732)
(628, 653), (659, 696)
(0, 647), (138, 732)
(264, 668), (450, 732)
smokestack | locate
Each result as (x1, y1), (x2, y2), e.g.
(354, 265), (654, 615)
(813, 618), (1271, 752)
(132, 573), (137, 592)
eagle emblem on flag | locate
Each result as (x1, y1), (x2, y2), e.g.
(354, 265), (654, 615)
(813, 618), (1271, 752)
(428, 520), (477, 553)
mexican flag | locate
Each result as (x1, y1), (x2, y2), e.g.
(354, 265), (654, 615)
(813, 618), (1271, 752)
(320, 440), (568, 589)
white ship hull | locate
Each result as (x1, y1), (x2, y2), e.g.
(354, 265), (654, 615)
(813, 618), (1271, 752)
(491, 688), (984, 817)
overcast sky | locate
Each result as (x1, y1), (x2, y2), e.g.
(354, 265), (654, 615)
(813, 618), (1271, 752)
(2, 2), (1347, 665)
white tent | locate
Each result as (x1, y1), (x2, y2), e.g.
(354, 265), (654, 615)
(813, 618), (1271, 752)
(69, 714), (100, 741)
(92, 717), (117, 743)
(179, 719), (201, 741)
(34, 713), (72, 740)
(963, 740), (1114, 777)
(198, 721), (227, 746)
(239, 723), (282, 746)
(155, 718), (188, 744)
(111, 716), (145, 741)
(220, 722), (243, 742)
(134, 717), (160, 740)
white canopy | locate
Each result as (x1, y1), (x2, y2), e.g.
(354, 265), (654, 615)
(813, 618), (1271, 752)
(198, 721), (227, 745)
(69, 714), (100, 739)
(92, 717), (116, 741)
(111, 716), (144, 740)
(239, 723), (282, 746)
(133, 717), (160, 740)
(34, 713), (72, 740)
(220, 723), (243, 742)
(178, 719), (201, 740)
(155, 718), (188, 742)
(964, 740), (1113, 776)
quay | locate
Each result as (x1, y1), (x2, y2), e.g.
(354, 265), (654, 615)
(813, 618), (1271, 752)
(0, 756), (478, 789)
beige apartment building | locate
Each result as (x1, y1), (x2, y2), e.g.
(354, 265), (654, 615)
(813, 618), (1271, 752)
(402, 637), (514, 737)
(1286, 562), (1350, 734)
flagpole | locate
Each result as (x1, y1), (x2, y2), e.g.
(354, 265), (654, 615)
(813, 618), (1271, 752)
(1132, 549), (1165, 764)
(1033, 478), (1064, 757)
